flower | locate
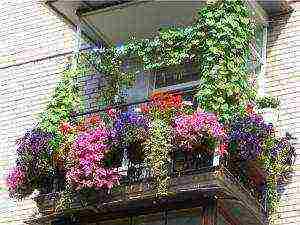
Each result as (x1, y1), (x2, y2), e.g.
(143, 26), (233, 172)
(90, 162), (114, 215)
(229, 114), (274, 160)
(245, 103), (254, 115)
(6, 166), (27, 194)
(86, 114), (101, 125)
(17, 129), (52, 156)
(148, 92), (184, 112)
(112, 109), (149, 146)
(173, 111), (227, 152)
(66, 119), (120, 190)
(59, 121), (72, 135)
(106, 107), (119, 119)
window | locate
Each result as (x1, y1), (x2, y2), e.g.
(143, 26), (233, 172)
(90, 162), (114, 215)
(153, 63), (199, 91)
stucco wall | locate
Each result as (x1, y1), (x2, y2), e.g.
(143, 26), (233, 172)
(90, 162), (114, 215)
(265, 2), (300, 225)
(0, 1), (76, 224)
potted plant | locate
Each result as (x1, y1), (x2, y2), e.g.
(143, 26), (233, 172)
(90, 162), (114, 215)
(6, 129), (54, 199)
(110, 108), (149, 166)
(173, 110), (228, 155)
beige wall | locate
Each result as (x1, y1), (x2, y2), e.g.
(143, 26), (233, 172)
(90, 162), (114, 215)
(0, 1), (76, 224)
(265, 2), (300, 225)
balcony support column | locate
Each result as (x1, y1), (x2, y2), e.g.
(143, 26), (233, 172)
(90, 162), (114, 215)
(201, 198), (217, 225)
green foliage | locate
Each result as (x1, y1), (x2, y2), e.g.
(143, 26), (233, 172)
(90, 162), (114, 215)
(195, 0), (256, 122)
(256, 96), (280, 109)
(39, 63), (85, 152)
(144, 119), (172, 196)
(81, 0), (256, 123)
(32, 0), (290, 219)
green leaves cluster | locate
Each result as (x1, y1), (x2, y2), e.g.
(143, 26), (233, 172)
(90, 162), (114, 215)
(39, 63), (84, 151)
(195, 0), (256, 121)
(72, 0), (286, 217)
(144, 119), (172, 196)
(256, 96), (280, 109)
(81, 0), (257, 123)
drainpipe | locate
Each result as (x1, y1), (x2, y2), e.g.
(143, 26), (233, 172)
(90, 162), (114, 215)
(72, 12), (82, 69)
(257, 24), (268, 97)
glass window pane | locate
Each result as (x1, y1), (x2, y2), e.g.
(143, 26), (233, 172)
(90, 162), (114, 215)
(167, 207), (202, 225)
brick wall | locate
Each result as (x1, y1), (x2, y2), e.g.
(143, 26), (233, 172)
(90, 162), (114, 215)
(265, 2), (300, 225)
(0, 1), (76, 224)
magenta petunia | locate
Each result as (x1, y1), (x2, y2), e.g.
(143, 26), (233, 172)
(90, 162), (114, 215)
(66, 121), (120, 190)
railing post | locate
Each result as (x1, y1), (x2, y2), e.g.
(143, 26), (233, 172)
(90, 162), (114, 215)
(202, 198), (217, 225)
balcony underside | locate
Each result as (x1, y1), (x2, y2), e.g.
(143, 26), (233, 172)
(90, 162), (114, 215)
(45, 0), (290, 46)
(28, 168), (265, 225)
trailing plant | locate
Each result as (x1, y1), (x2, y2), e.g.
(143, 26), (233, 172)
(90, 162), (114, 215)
(39, 64), (85, 152)
(195, 0), (256, 122)
(7, 129), (53, 199)
(141, 92), (183, 195)
(256, 96), (280, 109)
(259, 135), (295, 215)
(144, 119), (172, 196)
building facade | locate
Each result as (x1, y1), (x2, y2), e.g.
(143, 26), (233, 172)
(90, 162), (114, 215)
(0, 0), (299, 225)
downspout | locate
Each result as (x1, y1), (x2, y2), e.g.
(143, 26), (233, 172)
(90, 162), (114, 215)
(72, 12), (82, 69)
(257, 24), (268, 97)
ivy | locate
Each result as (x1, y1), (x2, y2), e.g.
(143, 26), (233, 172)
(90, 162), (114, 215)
(144, 119), (172, 196)
(39, 61), (85, 152)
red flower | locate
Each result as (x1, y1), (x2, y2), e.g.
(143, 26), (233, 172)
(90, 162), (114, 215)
(106, 107), (118, 119)
(59, 121), (72, 135)
(246, 103), (254, 115)
(148, 91), (183, 112)
(217, 143), (228, 156)
(87, 114), (101, 125)
(76, 123), (87, 132)
(140, 104), (150, 113)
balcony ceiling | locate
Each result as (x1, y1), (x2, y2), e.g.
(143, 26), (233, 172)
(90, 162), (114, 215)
(46, 0), (290, 46)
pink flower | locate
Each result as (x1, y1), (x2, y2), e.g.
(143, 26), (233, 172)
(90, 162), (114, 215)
(173, 111), (228, 151)
(66, 124), (120, 190)
(6, 166), (26, 191)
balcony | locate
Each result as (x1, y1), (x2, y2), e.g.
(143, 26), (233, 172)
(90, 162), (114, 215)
(31, 154), (266, 225)
(7, 1), (294, 225)
(25, 92), (271, 225)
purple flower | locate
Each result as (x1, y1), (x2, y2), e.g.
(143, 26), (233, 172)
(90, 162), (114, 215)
(112, 110), (149, 146)
(229, 114), (274, 160)
(16, 129), (52, 156)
